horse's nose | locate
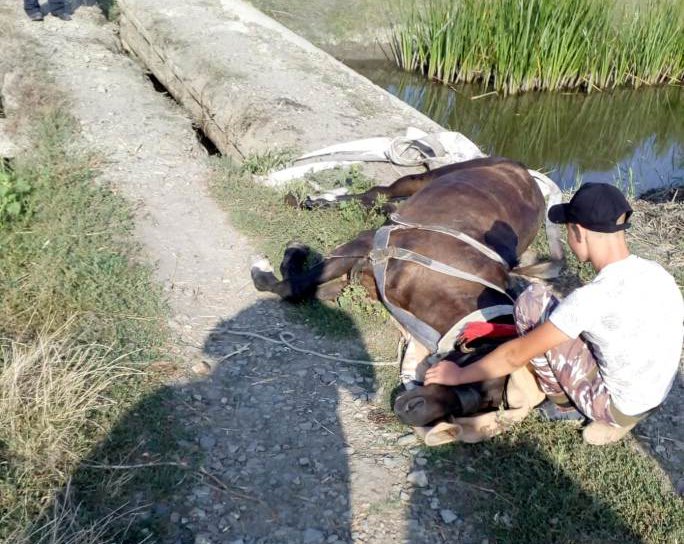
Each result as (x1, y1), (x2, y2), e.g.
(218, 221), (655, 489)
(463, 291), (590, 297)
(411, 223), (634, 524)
(405, 397), (426, 413)
(394, 390), (444, 426)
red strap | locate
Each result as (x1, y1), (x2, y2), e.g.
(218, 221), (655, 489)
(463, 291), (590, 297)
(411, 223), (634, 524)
(461, 322), (517, 344)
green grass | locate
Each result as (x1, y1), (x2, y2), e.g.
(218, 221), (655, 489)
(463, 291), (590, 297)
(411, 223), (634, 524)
(389, 0), (684, 95)
(422, 415), (684, 543)
(0, 111), (167, 357)
(210, 157), (384, 277)
(0, 104), (183, 540)
(210, 154), (399, 358)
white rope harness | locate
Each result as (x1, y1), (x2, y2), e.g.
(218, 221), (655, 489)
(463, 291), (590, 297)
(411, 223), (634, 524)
(219, 329), (400, 367)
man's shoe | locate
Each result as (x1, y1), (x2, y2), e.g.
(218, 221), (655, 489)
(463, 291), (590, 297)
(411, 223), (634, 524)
(27, 11), (44, 21)
(537, 398), (585, 422)
(582, 421), (636, 446)
(51, 12), (72, 21)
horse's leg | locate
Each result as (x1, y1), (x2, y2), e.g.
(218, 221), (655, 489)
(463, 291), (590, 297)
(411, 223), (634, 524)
(305, 170), (437, 209)
(251, 230), (374, 301)
(306, 158), (503, 209)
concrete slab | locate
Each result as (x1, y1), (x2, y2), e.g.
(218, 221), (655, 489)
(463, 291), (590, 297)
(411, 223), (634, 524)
(117, 0), (442, 182)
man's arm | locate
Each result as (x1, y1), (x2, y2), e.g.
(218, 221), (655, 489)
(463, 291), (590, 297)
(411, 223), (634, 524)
(424, 321), (570, 386)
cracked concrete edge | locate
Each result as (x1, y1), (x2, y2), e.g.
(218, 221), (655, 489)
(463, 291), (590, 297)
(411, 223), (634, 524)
(116, 0), (444, 183)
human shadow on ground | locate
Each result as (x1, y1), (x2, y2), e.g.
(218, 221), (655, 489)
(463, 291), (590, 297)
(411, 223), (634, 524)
(64, 297), (378, 543)
(401, 424), (656, 543)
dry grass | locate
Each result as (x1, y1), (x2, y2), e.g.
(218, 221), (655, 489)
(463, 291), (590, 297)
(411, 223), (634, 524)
(8, 481), (137, 544)
(628, 197), (684, 288)
(0, 326), (140, 535)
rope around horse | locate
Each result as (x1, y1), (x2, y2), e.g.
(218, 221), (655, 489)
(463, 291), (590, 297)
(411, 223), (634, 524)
(220, 328), (400, 367)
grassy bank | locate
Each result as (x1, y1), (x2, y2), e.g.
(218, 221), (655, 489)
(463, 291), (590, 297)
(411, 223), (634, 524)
(424, 414), (684, 543)
(389, 0), (684, 95)
(210, 157), (398, 359)
(0, 34), (173, 541)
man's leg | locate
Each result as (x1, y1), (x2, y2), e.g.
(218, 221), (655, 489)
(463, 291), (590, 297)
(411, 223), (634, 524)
(24, 0), (44, 20)
(48, 0), (71, 19)
(514, 283), (647, 444)
(514, 283), (573, 406)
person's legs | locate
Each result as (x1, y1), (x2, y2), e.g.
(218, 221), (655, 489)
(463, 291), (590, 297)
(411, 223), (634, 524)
(24, 0), (43, 19)
(514, 283), (572, 405)
(515, 283), (653, 444)
(47, 0), (69, 17)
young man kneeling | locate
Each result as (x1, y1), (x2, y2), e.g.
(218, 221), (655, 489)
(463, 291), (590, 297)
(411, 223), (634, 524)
(425, 183), (683, 445)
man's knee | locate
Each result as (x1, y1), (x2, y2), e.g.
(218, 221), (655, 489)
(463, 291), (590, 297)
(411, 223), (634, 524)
(514, 283), (555, 332)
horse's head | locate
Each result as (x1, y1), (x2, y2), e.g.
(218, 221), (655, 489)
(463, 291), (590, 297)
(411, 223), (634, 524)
(393, 383), (483, 427)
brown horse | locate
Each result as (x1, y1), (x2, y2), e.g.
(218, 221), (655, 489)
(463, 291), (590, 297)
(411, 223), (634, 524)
(252, 156), (551, 436)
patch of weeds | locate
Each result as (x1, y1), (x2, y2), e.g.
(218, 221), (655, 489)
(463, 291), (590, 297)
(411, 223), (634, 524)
(94, 0), (120, 21)
(306, 164), (375, 193)
(337, 283), (389, 323)
(210, 155), (400, 373)
(241, 148), (297, 175)
(0, 166), (31, 226)
(211, 156), (386, 265)
(0, 106), (174, 540)
(422, 415), (683, 543)
(0, 109), (167, 357)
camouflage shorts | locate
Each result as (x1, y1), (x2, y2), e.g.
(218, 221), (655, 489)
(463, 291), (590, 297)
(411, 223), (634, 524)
(514, 283), (647, 427)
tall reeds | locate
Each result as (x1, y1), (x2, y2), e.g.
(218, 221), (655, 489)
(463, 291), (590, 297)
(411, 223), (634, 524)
(388, 0), (684, 94)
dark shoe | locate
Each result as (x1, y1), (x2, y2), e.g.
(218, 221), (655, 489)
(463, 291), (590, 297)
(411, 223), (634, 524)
(51, 12), (72, 21)
(537, 399), (585, 422)
(26, 11), (44, 21)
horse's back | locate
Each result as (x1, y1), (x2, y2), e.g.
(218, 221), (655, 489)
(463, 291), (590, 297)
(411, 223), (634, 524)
(399, 157), (544, 258)
(383, 157), (545, 336)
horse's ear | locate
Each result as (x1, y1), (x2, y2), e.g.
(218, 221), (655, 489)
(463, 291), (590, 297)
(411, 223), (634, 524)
(511, 259), (563, 280)
(421, 420), (464, 447)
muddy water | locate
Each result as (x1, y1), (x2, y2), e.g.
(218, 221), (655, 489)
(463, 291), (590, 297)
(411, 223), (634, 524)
(348, 61), (684, 195)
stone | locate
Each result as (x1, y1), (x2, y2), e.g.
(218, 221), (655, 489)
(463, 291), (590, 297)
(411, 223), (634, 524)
(676, 477), (684, 497)
(192, 360), (212, 375)
(199, 434), (216, 451)
(406, 470), (428, 487)
(440, 509), (459, 524)
(194, 534), (213, 544)
(0, 120), (18, 159)
(397, 434), (419, 447)
(382, 456), (401, 468)
(303, 528), (325, 544)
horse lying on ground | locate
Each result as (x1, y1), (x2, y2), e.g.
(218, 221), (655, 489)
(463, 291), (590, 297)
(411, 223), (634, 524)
(251, 156), (554, 442)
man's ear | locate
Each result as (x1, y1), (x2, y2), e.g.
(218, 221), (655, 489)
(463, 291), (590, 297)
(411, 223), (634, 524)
(569, 223), (582, 243)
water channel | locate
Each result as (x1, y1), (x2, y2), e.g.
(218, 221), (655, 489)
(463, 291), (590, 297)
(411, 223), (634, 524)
(348, 60), (683, 195)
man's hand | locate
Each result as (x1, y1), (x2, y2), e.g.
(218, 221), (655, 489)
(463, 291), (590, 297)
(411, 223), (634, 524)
(424, 321), (570, 388)
(424, 361), (463, 386)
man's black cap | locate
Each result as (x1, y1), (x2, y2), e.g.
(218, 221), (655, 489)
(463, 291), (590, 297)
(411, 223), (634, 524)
(548, 182), (633, 233)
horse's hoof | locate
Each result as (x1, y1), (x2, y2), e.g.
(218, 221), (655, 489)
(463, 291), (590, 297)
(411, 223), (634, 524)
(283, 193), (300, 208)
(281, 242), (311, 278)
(250, 257), (275, 292)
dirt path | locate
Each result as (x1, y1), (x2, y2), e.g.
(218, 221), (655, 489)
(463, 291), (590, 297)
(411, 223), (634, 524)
(2, 5), (481, 543)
